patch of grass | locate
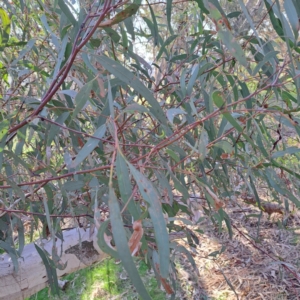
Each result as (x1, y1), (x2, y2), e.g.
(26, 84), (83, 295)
(28, 259), (123, 300)
(28, 259), (167, 300)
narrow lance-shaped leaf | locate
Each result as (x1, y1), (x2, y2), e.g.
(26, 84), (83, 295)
(94, 55), (169, 127)
(108, 183), (151, 300)
(96, 219), (119, 259)
(71, 124), (106, 168)
(147, 1), (159, 46)
(271, 146), (300, 159)
(58, 0), (77, 27)
(99, 4), (140, 27)
(11, 39), (36, 66)
(0, 8), (11, 45)
(206, 3), (247, 67)
(212, 91), (243, 133)
(126, 161), (170, 278)
(156, 34), (177, 60)
(47, 112), (70, 146)
(0, 240), (19, 271)
(34, 243), (59, 295)
(166, 0), (174, 34)
(72, 78), (95, 119)
(116, 152), (140, 220)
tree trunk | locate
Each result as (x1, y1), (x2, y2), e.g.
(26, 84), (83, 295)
(0, 227), (107, 300)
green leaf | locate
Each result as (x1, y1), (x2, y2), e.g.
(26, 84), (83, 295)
(155, 170), (174, 205)
(213, 140), (233, 153)
(58, 0), (77, 27)
(252, 51), (279, 76)
(108, 186), (151, 300)
(116, 152), (140, 220)
(212, 91), (244, 133)
(238, 0), (263, 48)
(110, 4), (139, 26)
(63, 180), (84, 191)
(72, 79), (95, 119)
(156, 34), (177, 60)
(166, 0), (174, 34)
(52, 35), (68, 79)
(264, 0), (294, 42)
(124, 103), (149, 114)
(265, 169), (300, 207)
(97, 219), (119, 259)
(11, 39), (36, 66)
(166, 149), (180, 162)
(124, 15), (135, 40)
(34, 243), (59, 295)
(218, 30), (248, 67)
(47, 112), (70, 146)
(219, 209), (233, 238)
(94, 55), (168, 126)
(0, 8), (11, 45)
(212, 90), (226, 108)
(15, 217), (25, 255)
(198, 129), (208, 161)
(147, 1), (159, 46)
(187, 64), (199, 96)
(271, 146), (300, 159)
(6, 178), (25, 202)
(162, 160), (190, 201)
(227, 11), (242, 18)
(194, 0), (209, 14)
(284, 0), (299, 38)
(103, 27), (120, 43)
(166, 108), (187, 125)
(0, 119), (9, 140)
(0, 240), (19, 271)
(127, 161), (170, 278)
(71, 124), (106, 168)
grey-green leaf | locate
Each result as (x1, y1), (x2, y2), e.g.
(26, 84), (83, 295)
(71, 124), (106, 168)
(72, 79), (94, 119)
(116, 152), (140, 220)
(127, 161), (170, 278)
(108, 186), (151, 300)
(94, 55), (168, 127)
(271, 146), (300, 159)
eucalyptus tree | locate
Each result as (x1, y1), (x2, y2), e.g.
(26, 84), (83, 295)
(0, 0), (300, 299)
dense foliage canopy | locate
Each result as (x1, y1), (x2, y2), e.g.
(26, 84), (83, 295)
(1, 0), (300, 298)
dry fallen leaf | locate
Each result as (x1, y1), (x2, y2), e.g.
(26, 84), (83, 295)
(128, 219), (143, 256)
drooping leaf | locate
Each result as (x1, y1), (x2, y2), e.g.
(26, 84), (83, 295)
(94, 55), (169, 127)
(108, 185), (151, 299)
(72, 79), (95, 119)
(0, 240), (19, 271)
(218, 30), (248, 67)
(0, 120), (9, 141)
(166, 0), (174, 34)
(116, 152), (140, 220)
(58, 0), (77, 27)
(99, 4), (140, 27)
(0, 8), (11, 45)
(271, 146), (300, 159)
(97, 219), (119, 259)
(166, 108), (187, 125)
(71, 124), (106, 168)
(147, 1), (159, 46)
(63, 180), (84, 191)
(127, 161), (170, 278)
(34, 243), (59, 295)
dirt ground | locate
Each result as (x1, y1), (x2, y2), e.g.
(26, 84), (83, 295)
(173, 197), (300, 300)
